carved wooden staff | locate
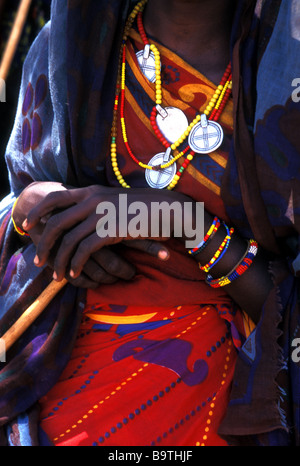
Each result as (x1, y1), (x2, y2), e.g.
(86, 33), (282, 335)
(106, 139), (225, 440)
(1, 278), (68, 353)
(0, 0), (32, 81)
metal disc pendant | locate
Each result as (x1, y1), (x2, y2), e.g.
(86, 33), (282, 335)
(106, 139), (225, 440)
(188, 114), (224, 154)
(136, 45), (159, 83)
(145, 149), (177, 189)
(156, 105), (189, 144)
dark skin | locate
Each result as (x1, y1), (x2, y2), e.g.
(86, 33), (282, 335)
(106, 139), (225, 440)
(143, 0), (236, 84)
(13, 0), (274, 324)
(13, 182), (171, 289)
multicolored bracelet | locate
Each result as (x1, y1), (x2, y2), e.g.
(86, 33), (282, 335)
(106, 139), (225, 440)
(11, 198), (30, 237)
(205, 239), (258, 288)
(199, 225), (234, 273)
(188, 216), (221, 256)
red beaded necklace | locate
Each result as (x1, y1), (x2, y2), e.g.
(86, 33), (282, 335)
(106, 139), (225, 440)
(110, 0), (233, 190)
(137, 11), (232, 147)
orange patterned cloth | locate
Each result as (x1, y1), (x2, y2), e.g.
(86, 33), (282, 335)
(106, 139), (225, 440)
(39, 302), (248, 446)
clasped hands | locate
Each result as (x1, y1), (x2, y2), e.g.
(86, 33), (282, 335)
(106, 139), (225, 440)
(17, 182), (192, 288)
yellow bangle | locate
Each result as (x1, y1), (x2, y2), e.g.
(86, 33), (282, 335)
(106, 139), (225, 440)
(11, 197), (29, 237)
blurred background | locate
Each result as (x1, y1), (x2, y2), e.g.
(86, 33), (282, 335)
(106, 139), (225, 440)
(0, 0), (51, 200)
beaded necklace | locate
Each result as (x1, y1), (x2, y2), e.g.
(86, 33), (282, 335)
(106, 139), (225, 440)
(110, 0), (233, 190)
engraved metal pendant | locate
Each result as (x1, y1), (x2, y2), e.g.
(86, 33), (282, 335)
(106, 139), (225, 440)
(136, 44), (159, 83)
(145, 148), (176, 189)
(188, 114), (224, 154)
(156, 105), (189, 144)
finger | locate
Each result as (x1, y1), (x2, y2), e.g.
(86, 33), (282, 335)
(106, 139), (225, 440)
(66, 271), (100, 289)
(50, 215), (99, 280)
(124, 239), (170, 261)
(92, 248), (136, 281)
(35, 204), (95, 269)
(23, 189), (84, 231)
(82, 258), (118, 285)
(70, 234), (110, 279)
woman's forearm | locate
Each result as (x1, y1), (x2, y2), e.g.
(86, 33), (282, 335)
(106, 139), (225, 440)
(181, 209), (274, 324)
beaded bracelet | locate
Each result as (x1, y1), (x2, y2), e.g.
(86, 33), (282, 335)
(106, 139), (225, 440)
(200, 225), (234, 273)
(11, 198), (30, 237)
(188, 216), (221, 256)
(205, 239), (258, 288)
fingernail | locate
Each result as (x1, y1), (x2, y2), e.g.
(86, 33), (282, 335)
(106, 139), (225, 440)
(34, 255), (39, 265)
(158, 249), (169, 260)
(22, 219), (28, 230)
(70, 270), (75, 278)
(53, 271), (58, 280)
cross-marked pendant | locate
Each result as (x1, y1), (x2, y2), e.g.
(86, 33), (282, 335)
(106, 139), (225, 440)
(136, 44), (160, 83)
(188, 114), (224, 154)
(145, 147), (177, 189)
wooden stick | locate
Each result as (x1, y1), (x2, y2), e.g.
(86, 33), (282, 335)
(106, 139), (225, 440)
(0, 0), (33, 81)
(0, 278), (68, 353)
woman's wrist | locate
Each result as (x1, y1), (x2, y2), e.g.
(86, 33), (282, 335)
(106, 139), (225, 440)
(180, 207), (274, 323)
(192, 221), (248, 278)
(11, 197), (30, 236)
(12, 181), (68, 232)
(12, 190), (32, 233)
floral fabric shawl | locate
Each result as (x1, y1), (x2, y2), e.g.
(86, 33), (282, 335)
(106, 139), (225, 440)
(0, 0), (299, 446)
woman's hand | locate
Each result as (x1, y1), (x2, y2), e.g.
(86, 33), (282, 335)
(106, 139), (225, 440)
(14, 183), (171, 288)
(23, 184), (189, 281)
(12, 181), (68, 242)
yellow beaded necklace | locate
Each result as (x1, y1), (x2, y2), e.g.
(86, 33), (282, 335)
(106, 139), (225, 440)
(110, 0), (232, 190)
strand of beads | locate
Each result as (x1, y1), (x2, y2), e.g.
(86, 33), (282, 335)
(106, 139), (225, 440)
(117, 32), (195, 187)
(110, 0), (233, 190)
(188, 217), (221, 256)
(134, 11), (232, 189)
(137, 11), (232, 152)
(149, 45), (232, 154)
(110, 0), (148, 188)
(167, 70), (232, 190)
(117, 33), (232, 185)
(199, 226), (234, 273)
(205, 239), (258, 288)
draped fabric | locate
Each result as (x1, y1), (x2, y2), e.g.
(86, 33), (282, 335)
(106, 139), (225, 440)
(219, 0), (300, 444)
(0, 0), (299, 446)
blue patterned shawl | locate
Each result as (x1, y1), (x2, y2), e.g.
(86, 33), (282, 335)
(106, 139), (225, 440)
(0, 0), (299, 446)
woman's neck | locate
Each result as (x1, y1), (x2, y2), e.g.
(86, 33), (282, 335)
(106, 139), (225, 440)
(143, 0), (236, 84)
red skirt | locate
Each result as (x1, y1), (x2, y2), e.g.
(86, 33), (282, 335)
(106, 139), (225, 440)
(39, 302), (246, 446)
